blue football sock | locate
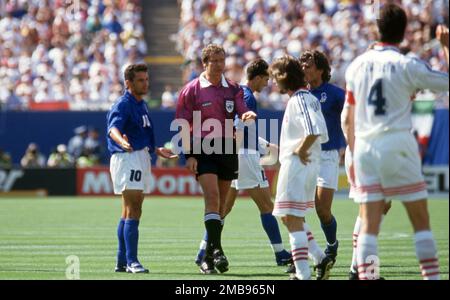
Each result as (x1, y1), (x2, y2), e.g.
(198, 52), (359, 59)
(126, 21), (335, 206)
(124, 219), (140, 265)
(321, 215), (337, 245)
(198, 230), (208, 252)
(117, 218), (126, 266)
(260, 213), (283, 245)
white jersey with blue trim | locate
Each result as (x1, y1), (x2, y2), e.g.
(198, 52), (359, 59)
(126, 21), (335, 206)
(345, 44), (449, 138)
(279, 89), (329, 162)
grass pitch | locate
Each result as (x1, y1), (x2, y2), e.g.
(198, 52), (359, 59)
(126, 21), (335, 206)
(0, 196), (448, 280)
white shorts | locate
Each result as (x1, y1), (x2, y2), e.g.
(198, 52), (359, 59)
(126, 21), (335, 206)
(353, 131), (427, 203)
(273, 156), (319, 218)
(317, 150), (339, 191)
(344, 146), (356, 199)
(110, 148), (152, 195)
(231, 152), (269, 190)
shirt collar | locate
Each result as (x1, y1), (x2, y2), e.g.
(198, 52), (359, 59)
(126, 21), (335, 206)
(199, 72), (229, 88)
(373, 42), (400, 53)
(310, 82), (326, 92)
(124, 90), (142, 104)
(293, 87), (309, 96)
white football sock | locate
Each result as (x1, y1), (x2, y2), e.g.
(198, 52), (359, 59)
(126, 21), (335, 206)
(289, 231), (311, 280)
(303, 223), (325, 265)
(356, 234), (379, 280)
(415, 231), (440, 280)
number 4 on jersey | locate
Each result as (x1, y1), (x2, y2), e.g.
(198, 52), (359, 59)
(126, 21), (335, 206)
(368, 79), (386, 115)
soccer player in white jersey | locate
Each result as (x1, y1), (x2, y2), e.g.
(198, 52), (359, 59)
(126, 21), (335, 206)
(270, 55), (333, 280)
(342, 4), (449, 280)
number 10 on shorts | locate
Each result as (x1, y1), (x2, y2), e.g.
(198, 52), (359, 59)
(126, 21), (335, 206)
(130, 170), (142, 182)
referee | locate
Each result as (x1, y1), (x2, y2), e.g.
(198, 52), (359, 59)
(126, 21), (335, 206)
(176, 44), (256, 274)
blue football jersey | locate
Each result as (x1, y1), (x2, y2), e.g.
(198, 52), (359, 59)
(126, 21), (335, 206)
(310, 83), (345, 151)
(235, 85), (259, 151)
(107, 90), (156, 154)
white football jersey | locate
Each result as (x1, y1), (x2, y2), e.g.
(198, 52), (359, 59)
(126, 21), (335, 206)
(279, 89), (329, 162)
(345, 44), (449, 138)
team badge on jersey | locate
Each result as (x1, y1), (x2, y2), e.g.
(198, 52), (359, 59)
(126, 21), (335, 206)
(320, 92), (327, 103)
(225, 100), (234, 113)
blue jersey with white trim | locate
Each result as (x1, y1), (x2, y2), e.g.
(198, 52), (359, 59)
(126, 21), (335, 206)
(310, 83), (345, 151)
(107, 90), (156, 154)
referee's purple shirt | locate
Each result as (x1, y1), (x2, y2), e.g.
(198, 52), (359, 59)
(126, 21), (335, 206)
(176, 73), (249, 138)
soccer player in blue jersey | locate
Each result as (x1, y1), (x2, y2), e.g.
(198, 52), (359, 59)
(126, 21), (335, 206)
(194, 58), (292, 267)
(107, 64), (175, 273)
(300, 50), (345, 266)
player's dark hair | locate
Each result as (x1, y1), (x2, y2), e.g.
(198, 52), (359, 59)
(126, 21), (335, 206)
(124, 64), (148, 82)
(270, 55), (306, 93)
(246, 58), (269, 81)
(201, 44), (226, 64)
(377, 4), (407, 44)
(300, 50), (331, 83)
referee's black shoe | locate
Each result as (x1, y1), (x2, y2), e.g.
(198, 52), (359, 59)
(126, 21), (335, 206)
(213, 249), (229, 273)
(200, 255), (217, 275)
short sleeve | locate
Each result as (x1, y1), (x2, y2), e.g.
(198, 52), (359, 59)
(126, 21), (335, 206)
(107, 101), (129, 133)
(175, 84), (195, 123)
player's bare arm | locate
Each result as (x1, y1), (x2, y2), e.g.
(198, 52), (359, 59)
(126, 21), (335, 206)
(293, 134), (320, 165)
(436, 24), (449, 66)
(341, 104), (355, 153)
(109, 127), (133, 152)
(186, 157), (198, 174)
(241, 111), (257, 121)
(156, 147), (177, 159)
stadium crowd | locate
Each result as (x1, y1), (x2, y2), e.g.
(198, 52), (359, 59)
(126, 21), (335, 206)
(177, 0), (449, 109)
(0, 0), (448, 111)
(0, 0), (147, 111)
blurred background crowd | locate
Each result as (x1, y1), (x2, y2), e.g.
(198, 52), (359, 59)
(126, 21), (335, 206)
(0, 0), (147, 111)
(177, 0), (449, 109)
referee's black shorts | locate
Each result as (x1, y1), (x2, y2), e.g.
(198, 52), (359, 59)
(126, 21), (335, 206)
(196, 153), (238, 180)
(187, 138), (238, 181)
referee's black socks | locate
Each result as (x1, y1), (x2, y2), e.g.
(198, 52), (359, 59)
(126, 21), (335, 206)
(204, 213), (223, 254)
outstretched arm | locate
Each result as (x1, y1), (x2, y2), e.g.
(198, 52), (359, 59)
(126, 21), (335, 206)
(109, 127), (133, 152)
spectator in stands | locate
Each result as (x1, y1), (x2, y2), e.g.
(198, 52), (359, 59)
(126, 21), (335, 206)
(85, 127), (103, 162)
(161, 85), (177, 110)
(68, 125), (88, 159)
(47, 144), (74, 168)
(20, 142), (46, 168)
(0, 147), (12, 169)
(76, 148), (100, 168)
(0, 81), (24, 110)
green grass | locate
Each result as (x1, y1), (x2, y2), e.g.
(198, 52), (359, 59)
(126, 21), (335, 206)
(0, 197), (448, 280)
